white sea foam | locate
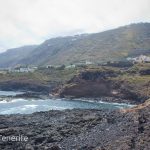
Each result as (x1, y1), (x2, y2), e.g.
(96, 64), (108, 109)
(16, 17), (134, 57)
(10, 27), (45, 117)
(0, 95), (136, 114)
(98, 101), (135, 107)
(0, 98), (26, 104)
(0, 104), (39, 114)
(0, 100), (9, 104)
(24, 104), (38, 108)
(50, 106), (66, 110)
(71, 98), (135, 107)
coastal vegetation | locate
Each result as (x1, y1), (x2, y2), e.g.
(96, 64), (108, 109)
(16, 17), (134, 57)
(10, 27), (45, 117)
(0, 62), (150, 104)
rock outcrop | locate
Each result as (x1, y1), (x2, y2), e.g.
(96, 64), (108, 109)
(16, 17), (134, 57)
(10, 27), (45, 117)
(53, 69), (147, 104)
(0, 80), (57, 94)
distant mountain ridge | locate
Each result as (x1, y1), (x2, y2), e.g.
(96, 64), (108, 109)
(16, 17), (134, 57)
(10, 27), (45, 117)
(0, 45), (37, 68)
(0, 23), (150, 68)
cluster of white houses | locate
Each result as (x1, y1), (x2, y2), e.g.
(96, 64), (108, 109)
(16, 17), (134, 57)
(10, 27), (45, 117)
(46, 60), (94, 69)
(127, 55), (150, 63)
(8, 66), (38, 73)
(66, 61), (93, 68)
(1, 56), (150, 74)
(0, 60), (94, 74)
(0, 66), (38, 74)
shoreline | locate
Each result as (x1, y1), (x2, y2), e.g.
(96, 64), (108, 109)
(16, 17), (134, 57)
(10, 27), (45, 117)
(0, 103), (149, 150)
(0, 90), (140, 106)
(0, 92), (136, 115)
(0, 90), (137, 106)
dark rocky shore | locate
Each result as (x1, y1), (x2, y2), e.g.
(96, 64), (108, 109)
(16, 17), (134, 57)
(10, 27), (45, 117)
(0, 80), (58, 94)
(0, 100), (149, 150)
(0, 65), (150, 149)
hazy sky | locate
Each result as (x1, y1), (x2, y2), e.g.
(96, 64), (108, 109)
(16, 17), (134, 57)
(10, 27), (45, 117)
(0, 0), (150, 52)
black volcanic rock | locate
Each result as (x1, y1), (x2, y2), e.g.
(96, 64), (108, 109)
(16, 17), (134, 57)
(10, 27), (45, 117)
(0, 100), (149, 150)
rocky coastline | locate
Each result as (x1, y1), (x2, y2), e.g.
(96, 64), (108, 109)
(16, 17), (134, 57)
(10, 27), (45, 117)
(0, 81), (53, 94)
(0, 65), (150, 149)
(0, 100), (149, 150)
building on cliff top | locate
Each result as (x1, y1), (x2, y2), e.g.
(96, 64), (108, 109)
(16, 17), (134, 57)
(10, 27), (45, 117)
(127, 55), (150, 63)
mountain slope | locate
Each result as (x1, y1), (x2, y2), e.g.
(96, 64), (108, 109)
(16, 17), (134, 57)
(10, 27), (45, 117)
(0, 23), (150, 67)
(0, 45), (37, 68)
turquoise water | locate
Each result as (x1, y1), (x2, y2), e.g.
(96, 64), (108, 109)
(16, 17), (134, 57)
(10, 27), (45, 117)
(0, 91), (134, 114)
(0, 91), (24, 96)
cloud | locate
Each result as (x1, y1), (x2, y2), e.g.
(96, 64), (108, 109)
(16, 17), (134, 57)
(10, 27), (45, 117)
(0, 0), (150, 52)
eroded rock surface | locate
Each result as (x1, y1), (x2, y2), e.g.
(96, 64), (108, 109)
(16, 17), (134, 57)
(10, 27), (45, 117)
(0, 100), (149, 150)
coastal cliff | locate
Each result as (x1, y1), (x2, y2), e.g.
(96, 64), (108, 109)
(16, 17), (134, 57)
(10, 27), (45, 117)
(53, 66), (150, 104)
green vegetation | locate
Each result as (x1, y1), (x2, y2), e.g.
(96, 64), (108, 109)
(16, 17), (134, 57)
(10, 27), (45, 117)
(0, 23), (150, 68)
(1, 63), (150, 84)
(0, 67), (79, 84)
(0, 62), (150, 98)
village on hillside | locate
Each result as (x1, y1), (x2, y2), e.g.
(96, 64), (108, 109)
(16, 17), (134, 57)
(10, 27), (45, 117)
(127, 55), (150, 63)
(0, 55), (150, 75)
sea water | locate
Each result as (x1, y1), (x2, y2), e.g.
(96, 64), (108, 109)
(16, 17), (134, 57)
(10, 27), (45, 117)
(0, 91), (134, 114)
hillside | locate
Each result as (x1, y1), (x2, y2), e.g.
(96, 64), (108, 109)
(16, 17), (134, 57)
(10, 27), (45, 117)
(0, 63), (150, 104)
(0, 45), (37, 68)
(0, 23), (150, 68)
(52, 63), (150, 104)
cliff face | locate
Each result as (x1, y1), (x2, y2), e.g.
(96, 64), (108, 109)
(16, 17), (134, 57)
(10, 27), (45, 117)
(54, 69), (147, 104)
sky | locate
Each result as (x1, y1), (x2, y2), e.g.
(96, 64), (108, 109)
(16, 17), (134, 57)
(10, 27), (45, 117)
(0, 0), (150, 53)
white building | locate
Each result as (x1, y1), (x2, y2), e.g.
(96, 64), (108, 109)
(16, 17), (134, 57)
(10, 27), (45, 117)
(85, 61), (93, 65)
(0, 70), (7, 74)
(9, 67), (36, 73)
(65, 64), (76, 69)
(127, 55), (150, 63)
